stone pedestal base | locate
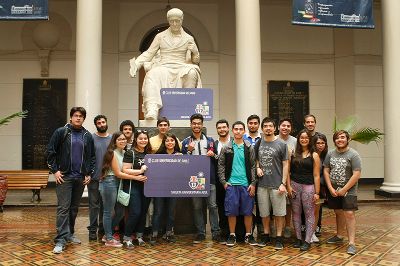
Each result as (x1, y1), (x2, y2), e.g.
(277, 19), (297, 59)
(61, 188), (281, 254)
(374, 189), (400, 198)
(139, 120), (189, 128)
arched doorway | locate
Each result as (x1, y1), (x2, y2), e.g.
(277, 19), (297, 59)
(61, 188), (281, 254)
(137, 24), (199, 120)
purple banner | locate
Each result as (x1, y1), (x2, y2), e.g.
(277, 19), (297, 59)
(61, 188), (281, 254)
(159, 88), (213, 120)
(144, 154), (210, 197)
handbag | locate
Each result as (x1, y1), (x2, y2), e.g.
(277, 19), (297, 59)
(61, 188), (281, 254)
(117, 179), (131, 206)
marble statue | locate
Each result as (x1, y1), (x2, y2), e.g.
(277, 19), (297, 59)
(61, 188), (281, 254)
(129, 8), (202, 120)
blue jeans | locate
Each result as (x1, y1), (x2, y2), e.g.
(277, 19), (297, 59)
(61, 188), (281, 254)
(87, 179), (103, 234)
(123, 183), (151, 239)
(54, 176), (85, 245)
(152, 197), (177, 235)
(99, 176), (119, 241)
(192, 184), (220, 236)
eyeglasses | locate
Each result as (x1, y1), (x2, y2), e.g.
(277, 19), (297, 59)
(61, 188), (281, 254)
(136, 129), (148, 133)
(117, 138), (127, 142)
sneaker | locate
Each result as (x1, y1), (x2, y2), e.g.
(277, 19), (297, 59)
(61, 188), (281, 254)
(113, 232), (120, 241)
(193, 234), (205, 244)
(165, 235), (176, 243)
(300, 241), (311, 251)
(67, 235), (81, 244)
(89, 231), (97, 241)
(105, 239), (123, 248)
(257, 234), (270, 247)
(315, 226), (322, 237)
(52, 244), (65, 254)
(101, 235), (107, 243)
(226, 234), (236, 247)
(283, 227), (291, 238)
(123, 239), (134, 249)
(327, 235), (344, 244)
(149, 236), (157, 245)
(137, 237), (146, 246)
(274, 237), (284, 250)
(244, 235), (257, 246)
(311, 233), (319, 243)
(217, 235), (227, 245)
(212, 234), (224, 244)
(293, 239), (301, 248)
(347, 244), (357, 255)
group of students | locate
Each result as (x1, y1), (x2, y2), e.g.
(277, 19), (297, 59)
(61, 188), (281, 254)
(48, 107), (362, 256)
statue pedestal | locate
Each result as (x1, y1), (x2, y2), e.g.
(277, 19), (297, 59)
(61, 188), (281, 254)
(138, 120), (189, 128)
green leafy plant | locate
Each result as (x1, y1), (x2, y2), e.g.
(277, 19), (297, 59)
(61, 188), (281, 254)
(333, 115), (384, 145)
(0, 110), (28, 127)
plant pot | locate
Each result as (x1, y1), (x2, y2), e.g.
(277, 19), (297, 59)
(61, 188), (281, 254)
(0, 175), (8, 212)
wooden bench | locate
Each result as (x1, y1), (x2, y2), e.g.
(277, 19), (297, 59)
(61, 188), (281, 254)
(0, 170), (49, 207)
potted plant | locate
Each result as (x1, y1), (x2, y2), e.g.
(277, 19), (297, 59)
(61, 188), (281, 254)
(333, 115), (384, 144)
(0, 111), (28, 212)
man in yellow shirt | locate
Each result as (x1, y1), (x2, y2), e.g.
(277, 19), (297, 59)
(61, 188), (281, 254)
(150, 117), (181, 153)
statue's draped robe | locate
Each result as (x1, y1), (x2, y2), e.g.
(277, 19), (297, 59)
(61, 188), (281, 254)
(134, 28), (202, 116)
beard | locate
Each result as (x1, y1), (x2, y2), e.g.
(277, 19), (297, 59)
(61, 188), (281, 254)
(96, 125), (108, 133)
(249, 128), (259, 134)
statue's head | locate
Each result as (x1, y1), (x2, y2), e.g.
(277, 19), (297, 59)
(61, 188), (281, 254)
(167, 8), (183, 33)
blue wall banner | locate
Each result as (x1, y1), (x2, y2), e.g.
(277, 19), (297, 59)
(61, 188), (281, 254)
(0, 0), (48, 20)
(160, 88), (213, 121)
(144, 154), (210, 198)
(292, 0), (374, 28)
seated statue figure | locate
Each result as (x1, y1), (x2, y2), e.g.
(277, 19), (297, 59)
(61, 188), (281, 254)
(129, 8), (202, 120)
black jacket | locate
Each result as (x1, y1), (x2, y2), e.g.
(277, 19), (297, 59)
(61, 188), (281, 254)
(217, 139), (256, 186)
(46, 124), (96, 177)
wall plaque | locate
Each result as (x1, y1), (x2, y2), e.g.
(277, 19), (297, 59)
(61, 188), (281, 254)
(268, 81), (309, 137)
(22, 79), (67, 169)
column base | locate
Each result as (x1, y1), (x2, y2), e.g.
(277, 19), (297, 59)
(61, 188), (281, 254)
(374, 189), (400, 198)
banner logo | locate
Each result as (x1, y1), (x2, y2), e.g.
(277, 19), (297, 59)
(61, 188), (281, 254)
(188, 172), (205, 190)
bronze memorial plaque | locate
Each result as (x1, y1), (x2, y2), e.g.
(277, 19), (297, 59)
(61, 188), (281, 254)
(268, 81), (309, 137)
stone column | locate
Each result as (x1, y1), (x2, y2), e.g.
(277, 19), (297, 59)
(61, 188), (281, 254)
(75, 0), (102, 131)
(377, 0), (400, 196)
(235, 0), (262, 122)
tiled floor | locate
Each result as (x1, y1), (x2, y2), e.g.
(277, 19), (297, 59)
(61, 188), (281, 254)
(1, 201), (400, 265)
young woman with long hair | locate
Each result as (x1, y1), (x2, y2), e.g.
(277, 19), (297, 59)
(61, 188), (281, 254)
(121, 130), (152, 248)
(311, 133), (328, 240)
(150, 132), (181, 244)
(287, 129), (320, 251)
(99, 131), (142, 248)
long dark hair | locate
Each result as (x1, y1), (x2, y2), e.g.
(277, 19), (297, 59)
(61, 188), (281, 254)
(312, 133), (328, 161)
(101, 131), (125, 179)
(156, 132), (181, 154)
(133, 130), (152, 154)
(292, 129), (312, 166)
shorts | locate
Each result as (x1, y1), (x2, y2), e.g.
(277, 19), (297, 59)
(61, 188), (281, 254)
(257, 186), (286, 217)
(224, 185), (254, 216)
(327, 193), (358, 211)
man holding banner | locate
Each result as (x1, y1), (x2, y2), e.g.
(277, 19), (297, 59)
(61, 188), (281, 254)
(182, 113), (220, 243)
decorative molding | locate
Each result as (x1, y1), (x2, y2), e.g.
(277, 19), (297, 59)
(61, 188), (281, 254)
(0, 50), (75, 61)
(0, 50), (382, 66)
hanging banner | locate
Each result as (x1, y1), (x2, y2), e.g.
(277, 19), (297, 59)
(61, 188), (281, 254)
(0, 0), (48, 20)
(292, 0), (374, 28)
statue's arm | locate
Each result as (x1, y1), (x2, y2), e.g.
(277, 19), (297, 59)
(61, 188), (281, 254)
(188, 38), (200, 64)
(136, 34), (161, 69)
(129, 34), (161, 78)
